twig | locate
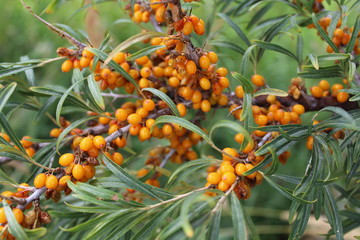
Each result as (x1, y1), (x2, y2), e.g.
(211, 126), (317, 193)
(19, 0), (87, 50)
(159, 149), (176, 168)
(101, 93), (141, 100)
(150, 15), (163, 33)
(140, 186), (209, 211)
(105, 124), (131, 143)
(211, 179), (238, 214)
(258, 132), (272, 147)
(16, 187), (47, 210)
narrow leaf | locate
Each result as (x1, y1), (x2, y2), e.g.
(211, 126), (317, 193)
(253, 88), (288, 97)
(218, 13), (251, 46)
(253, 40), (299, 62)
(312, 13), (339, 53)
(142, 88), (180, 116)
(87, 74), (105, 110)
(126, 45), (166, 61)
(3, 200), (29, 240)
(0, 82), (17, 113)
(230, 192), (246, 240)
(232, 72), (254, 93)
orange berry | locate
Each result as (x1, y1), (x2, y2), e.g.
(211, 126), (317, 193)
(127, 113), (142, 125)
(251, 74), (265, 86)
(292, 104), (305, 115)
(207, 52), (218, 64)
(135, 55), (149, 65)
(140, 67), (151, 78)
(113, 52), (126, 64)
(216, 67), (228, 77)
(235, 163), (247, 176)
(177, 103), (187, 117)
(139, 127), (151, 141)
(186, 60), (197, 75)
(336, 91), (349, 103)
(72, 164), (85, 180)
(12, 208), (24, 224)
(0, 133), (10, 142)
(182, 21), (193, 35)
(143, 99), (156, 111)
(115, 137), (127, 148)
(59, 153), (75, 167)
(255, 114), (268, 126)
(219, 164), (235, 174)
(207, 172), (221, 185)
(222, 172), (236, 185)
(199, 55), (210, 70)
(306, 136), (314, 150)
(217, 181), (230, 191)
(79, 137), (93, 152)
(59, 175), (72, 186)
(61, 59), (73, 72)
(235, 86), (244, 98)
(50, 128), (62, 138)
(129, 124), (141, 136)
(21, 136), (32, 148)
(115, 108), (128, 122)
(26, 147), (36, 157)
(219, 77), (230, 88)
(319, 80), (330, 91)
(46, 175), (59, 189)
(34, 173), (47, 188)
(310, 86), (323, 98)
(331, 84), (344, 96)
(234, 133), (245, 144)
(244, 164), (257, 178)
(82, 48), (94, 59)
(162, 124), (173, 136)
(242, 141), (255, 154)
(0, 207), (6, 224)
(155, 5), (166, 23)
(1, 191), (13, 204)
(199, 77), (211, 90)
(222, 147), (237, 161)
(200, 99), (211, 112)
(194, 22), (205, 35)
(93, 136), (106, 149)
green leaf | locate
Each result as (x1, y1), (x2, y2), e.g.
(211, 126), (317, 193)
(242, 204), (260, 240)
(265, 148), (279, 176)
(87, 74), (105, 110)
(105, 31), (167, 64)
(131, 201), (182, 240)
(253, 40), (299, 62)
(56, 115), (99, 152)
(34, 96), (57, 123)
(253, 88), (288, 97)
(153, 115), (222, 153)
(210, 40), (245, 55)
(166, 158), (220, 189)
(347, 61), (356, 82)
(0, 82), (17, 113)
(297, 34), (303, 64)
(308, 53), (319, 70)
(240, 45), (257, 76)
(324, 186), (344, 240)
(102, 153), (166, 200)
(312, 13), (339, 53)
(232, 72), (254, 93)
(20, 56), (36, 86)
(87, 48), (141, 94)
(24, 227), (47, 239)
(126, 45), (166, 61)
(207, 209), (222, 240)
(30, 87), (93, 112)
(56, 77), (87, 125)
(262, 174), (316, 204)
(218, 13), (251, 46)
(0, 167), (18, 185)
(298, 65), (343, 79)
(317, 53), (351, 62)
(0, 113), (27, 155)
(230, 192), (246, 240)
(247, 3), (273, 30)
(209, 120), (253, 145)
(3, 200), (29, 240)
(142, 88), (180, 117)
(345, 16), (360, 53)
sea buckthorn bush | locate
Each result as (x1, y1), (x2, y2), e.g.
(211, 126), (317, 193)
(0, 0), (359, 239)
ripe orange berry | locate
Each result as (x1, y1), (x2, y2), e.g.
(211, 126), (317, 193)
(139, 127), (151, 141)
(255, 114), (268, 126)
(219, 164), (235, 174)
(140, 67), (151, 78)
(177, 103), (187, 117)
(93, 136), (106, 149)
(59, 153), (75, 167)
(61, 59), (73, 72)
(135, 55), (149, 65)
(222, 172), (236, 185)
(216, 67), (228, 77)
(59, 175), (72, 186)
(194, 22), (205, 35)
(21, 136), (32, 148)
(12, 208), (24, 224)
(46, 175), (59, 189)
(207, 52), (218, 64)
(34, 173), (47, 188)
(207, 172), (221, 185)
(26, 147), (36, 157)
(72, 164), (85, 180)
(235, 163), (247, 176)
(219, 77), (230, 88)
(111, 152), (123, 165)
(1, 191), (13, 204)
(0, 133), (10, 142)
(127, 113), (142, 125)
(200, 100), (211, 112)
(115, 108), (128, 122)
(0, 207), (7, 224)
(50, 128), (62, 138)
(185, 60), (197, 75)
(234, 133), (245, 144)
(306, 136), (314, 150)
(143, 99), (156, 111)
(199, 55), (210, 70)
(113, 52), (126, 64)
(292, 104), (305, 115)
(245, 164), (257, 178)
(235, 86), (244, 98)
(84, 165), (96, 179)
(168, 76), (180, 87)
(222, 147), (237, 161)
(182, 21), (193, 35)
(251, 74), (265, 86)
(217, 181), (230, 191)
(162, 124), (173, 137)
(331, 83), (344, 96)
(79, 137), (93, 152)
(242, 141), (255, 154)
(336, 91), (349, 103)
(319, 80), (330, 91)
(199, 77), (211, 90)
(310, 86), (323, 98)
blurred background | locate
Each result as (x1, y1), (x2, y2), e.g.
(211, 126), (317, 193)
(0, 0), (357, 239)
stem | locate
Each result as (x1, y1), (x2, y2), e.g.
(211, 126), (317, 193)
(211, 179), (238, 214)
(159, 149), (176, 168)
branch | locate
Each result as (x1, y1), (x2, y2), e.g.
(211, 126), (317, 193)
(19, 0), (87, 50)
